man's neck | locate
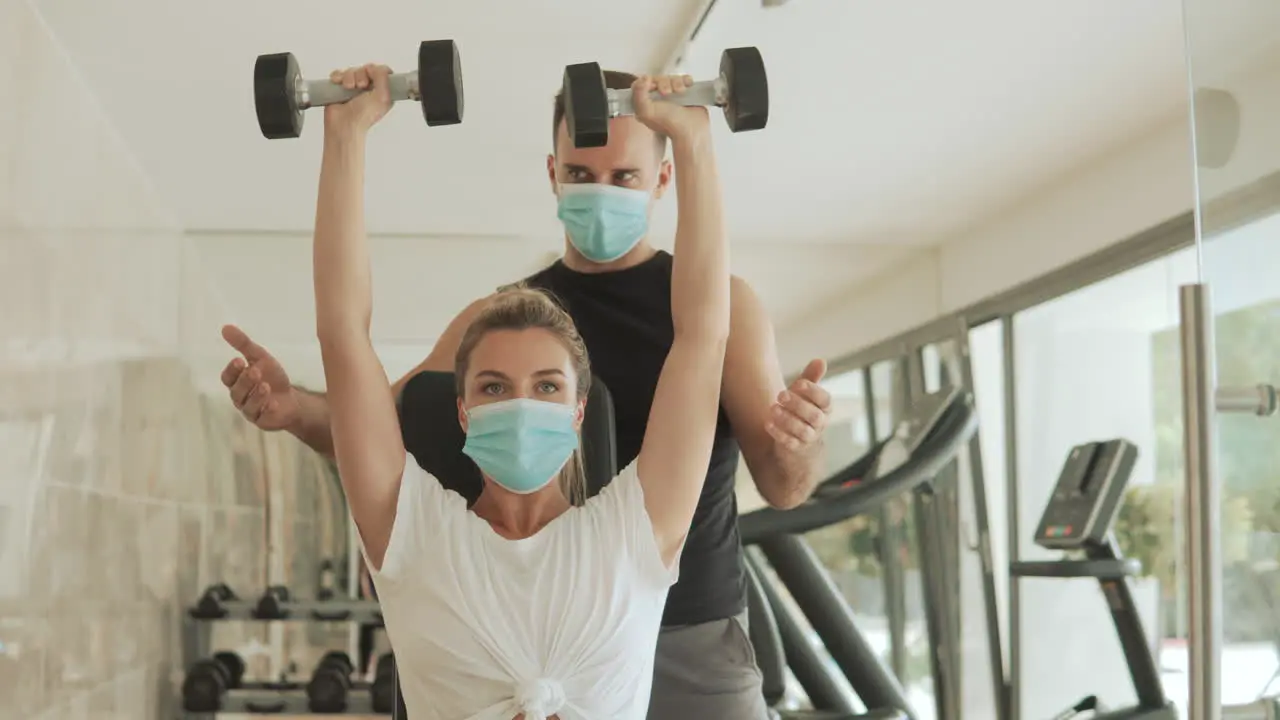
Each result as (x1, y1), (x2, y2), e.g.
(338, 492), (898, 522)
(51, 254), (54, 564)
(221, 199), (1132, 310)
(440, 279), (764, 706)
(560, 239), (657, 274)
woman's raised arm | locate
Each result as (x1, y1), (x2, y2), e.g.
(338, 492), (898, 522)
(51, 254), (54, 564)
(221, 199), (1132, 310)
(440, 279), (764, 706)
(312, 65), (405, 571)
(632, 77), (732, 568)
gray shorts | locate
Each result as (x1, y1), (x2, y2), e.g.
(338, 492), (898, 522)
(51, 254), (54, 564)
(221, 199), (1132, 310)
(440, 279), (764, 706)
(647, 612), (771, 719)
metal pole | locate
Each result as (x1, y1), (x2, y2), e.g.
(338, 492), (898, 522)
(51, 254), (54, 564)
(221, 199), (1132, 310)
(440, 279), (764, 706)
(1002, 315), (1022, 720)
(1215, 384), (1279, 416)
(1178, 283), (1223, 720)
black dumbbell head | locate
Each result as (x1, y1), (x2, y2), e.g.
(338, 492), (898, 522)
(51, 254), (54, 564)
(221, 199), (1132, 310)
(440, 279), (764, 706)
(182, 659), (228, 713)
(319, 650), (354, 676)
(212, 651), (246, 688)
(720, 47), (768, 133)
(563, 62), (610, 148)
(255, 53), (304, 140)
(192, 583), (234, 619)
(253, 585), (291, 619)
(419, 39), (464, 126)
(307, 651), (354, 713)
(370, 654), (397, 714)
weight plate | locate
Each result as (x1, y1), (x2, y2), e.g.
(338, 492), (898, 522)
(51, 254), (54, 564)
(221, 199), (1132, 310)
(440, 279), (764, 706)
(720, 47), (768, 133)
(254, 53), (304, 139)
(419, 39), (464, 126)
(564, 62), (609, 148)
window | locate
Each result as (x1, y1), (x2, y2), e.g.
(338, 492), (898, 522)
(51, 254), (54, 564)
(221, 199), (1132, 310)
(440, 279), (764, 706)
(805, 369), (883, 634)
(1197, 211), (1280, 706)
(1012, 247), (1200, 718)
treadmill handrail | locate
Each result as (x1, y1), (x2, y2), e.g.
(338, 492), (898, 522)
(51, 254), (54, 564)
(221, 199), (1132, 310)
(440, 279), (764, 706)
(740, 394), (978, 544)
(814, 437), (891, 494)
(1010, 558), (1141, 580)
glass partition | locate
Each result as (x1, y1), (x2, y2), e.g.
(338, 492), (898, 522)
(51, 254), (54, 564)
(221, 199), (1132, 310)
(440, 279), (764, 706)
(1181, 2), (1280, 716)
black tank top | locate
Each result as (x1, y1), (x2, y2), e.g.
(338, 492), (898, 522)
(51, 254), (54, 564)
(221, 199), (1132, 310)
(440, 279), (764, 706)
(525, 251), (746, 626)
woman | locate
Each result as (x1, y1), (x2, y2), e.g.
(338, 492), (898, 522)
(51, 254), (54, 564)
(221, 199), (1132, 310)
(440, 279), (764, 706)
(313, 63), (728, 719)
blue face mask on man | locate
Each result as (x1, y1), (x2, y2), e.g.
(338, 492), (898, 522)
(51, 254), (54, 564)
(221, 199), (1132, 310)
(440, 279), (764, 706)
(556, 183), (651, 263)
(461, 398), (580, 495)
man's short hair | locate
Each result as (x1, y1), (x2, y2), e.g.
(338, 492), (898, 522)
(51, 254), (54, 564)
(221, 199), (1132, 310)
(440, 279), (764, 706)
(552, 70), (667, 156)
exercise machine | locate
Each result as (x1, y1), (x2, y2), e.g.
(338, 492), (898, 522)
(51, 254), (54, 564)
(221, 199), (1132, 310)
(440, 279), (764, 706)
(1011, 439), (1176, 720)
(740, 386), (979, 719)
(1013, 439), (1280, 720)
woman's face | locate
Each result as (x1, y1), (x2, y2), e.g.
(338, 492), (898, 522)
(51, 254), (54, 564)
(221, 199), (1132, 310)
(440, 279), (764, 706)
(458, 328), (585, 430)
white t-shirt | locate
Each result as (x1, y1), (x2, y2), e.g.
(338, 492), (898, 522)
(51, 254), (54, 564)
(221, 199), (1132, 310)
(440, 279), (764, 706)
(363, 452), (681, 720)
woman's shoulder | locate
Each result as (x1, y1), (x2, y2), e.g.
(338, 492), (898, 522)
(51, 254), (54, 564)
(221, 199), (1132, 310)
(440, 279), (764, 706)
(581, 459), (643, 512)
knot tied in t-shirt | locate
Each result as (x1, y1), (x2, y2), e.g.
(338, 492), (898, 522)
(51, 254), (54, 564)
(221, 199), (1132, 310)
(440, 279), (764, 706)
(515, 677), (566, 719)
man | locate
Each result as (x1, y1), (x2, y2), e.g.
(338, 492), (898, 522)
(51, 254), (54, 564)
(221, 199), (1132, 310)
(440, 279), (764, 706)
(220, 69), (832, 718)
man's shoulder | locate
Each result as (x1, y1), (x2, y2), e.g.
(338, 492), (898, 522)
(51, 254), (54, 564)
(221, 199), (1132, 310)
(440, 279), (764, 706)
(513, 259), (562, 290)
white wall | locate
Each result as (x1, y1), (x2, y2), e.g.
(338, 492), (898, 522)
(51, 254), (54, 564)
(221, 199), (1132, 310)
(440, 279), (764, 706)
(777, 50), (1280, 374)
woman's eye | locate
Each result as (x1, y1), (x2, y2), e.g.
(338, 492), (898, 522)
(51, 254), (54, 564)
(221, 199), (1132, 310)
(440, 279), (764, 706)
(538, 382), (559, 394)
(482, 383), (504, 395)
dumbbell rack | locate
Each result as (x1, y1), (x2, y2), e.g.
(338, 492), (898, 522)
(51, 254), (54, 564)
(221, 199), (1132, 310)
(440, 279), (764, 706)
(180, 584), (392, 717)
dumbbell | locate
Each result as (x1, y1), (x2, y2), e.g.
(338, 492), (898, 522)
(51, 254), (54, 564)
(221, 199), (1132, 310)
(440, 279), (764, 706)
(191, 583), (236, 619)
(561, 46), (769, 149)
(370, 652), (397, 714)
(307, 651), (355, 713)
(254, 39), (464, 140)
(253, 584), (292, 619)
(181, 651), (246, 713)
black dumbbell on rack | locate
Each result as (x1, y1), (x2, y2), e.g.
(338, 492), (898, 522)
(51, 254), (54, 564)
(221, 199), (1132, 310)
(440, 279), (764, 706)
(370, 652), (398, 714)
(190, 583), (236, 619)
(181, 651), (246, 712)
(257, 584), (385, 622)
(307, 650), (355, 713)
(253, 585), (293, 619)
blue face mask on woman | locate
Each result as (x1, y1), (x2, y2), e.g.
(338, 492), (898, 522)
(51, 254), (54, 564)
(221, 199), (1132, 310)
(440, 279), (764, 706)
(461, 398), (580, 494)
(556, 183), (651, 263)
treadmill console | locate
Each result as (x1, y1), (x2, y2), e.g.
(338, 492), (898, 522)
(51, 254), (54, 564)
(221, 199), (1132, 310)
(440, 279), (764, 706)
(1033, 439), (1137, 550)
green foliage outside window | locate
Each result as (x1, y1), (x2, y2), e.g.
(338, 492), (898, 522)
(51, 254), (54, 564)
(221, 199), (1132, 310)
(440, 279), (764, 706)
(1112, 483), (1255, 589)
(806, 496), (918, 578)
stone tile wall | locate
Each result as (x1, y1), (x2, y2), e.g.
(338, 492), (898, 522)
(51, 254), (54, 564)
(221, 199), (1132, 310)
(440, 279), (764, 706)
(0, 0), (355, 717)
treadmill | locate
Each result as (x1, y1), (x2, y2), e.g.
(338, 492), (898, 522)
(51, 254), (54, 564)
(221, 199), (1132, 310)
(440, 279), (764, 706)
(739, 386), (980, 720)
(1013, 439), (1280, 720)
(1010, 439), (1178, 720)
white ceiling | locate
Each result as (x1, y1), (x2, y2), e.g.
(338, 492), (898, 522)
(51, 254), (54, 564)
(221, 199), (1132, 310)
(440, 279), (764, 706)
(34, 0), (1220, 244)
(30, 0), (1280, 386)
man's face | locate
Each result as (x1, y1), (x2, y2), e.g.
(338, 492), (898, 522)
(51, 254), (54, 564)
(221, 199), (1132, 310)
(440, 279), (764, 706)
(546, 116), (672, 199)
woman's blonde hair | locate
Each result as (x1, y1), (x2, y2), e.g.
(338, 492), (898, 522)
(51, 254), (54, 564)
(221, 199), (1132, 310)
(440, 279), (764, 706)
(454, 285), (592, 506)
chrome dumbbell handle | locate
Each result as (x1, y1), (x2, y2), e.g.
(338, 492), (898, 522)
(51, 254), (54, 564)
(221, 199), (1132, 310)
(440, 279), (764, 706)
(297, 72), (420, 109)
(605, 77), (726, 118)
